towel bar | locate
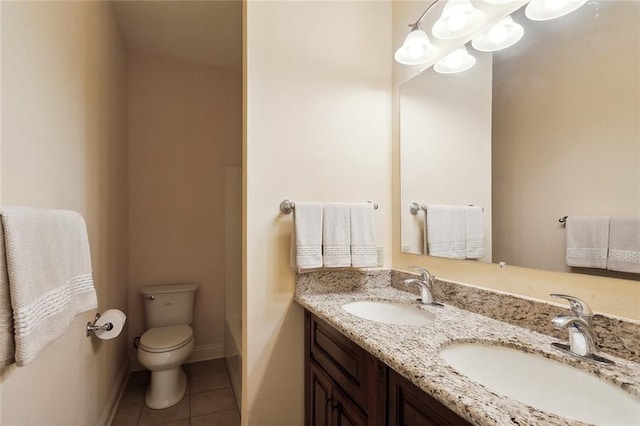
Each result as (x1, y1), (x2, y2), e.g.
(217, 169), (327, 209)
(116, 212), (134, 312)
(410, 202), (484, 214)
(280, 199), (379, 214)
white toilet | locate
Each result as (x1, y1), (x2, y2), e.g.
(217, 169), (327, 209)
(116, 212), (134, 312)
(137, 283), (198, 409)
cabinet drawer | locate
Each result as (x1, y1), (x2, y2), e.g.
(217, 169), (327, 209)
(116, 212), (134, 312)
(309, 314), (369, 409)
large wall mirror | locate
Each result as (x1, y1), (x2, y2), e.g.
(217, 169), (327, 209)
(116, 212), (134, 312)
(400, 0), (639, 276)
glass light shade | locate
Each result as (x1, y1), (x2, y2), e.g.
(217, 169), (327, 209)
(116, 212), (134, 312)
(434, 45), (477, 74)
(432, 0), (485, 40)
(525, 0), (588, 21)
(394, 28), (438, 65)
(471, 16), (524, 52)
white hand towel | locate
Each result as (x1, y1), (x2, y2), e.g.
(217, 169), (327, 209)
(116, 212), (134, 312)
(565, 216), (610, 269)
(0, 220), (15, 367)
(350, 203), (377, 267)
(322, 204), (351, 267)
(1, 206), (97, 366)
(465, 206), (484, 259)
(292, 202), (324, 270)
(607, 217), (640, 273)
(426, 205), (466, 259)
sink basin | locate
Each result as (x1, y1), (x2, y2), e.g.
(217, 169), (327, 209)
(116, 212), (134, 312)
(341, 301), (435, 326)
(440, 343), (640, 425)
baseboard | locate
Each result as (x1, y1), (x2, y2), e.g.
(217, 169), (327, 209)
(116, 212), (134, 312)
(129, 343), (225, 371)
(98, 359), (129, 426)
(187, 343), (225, 363)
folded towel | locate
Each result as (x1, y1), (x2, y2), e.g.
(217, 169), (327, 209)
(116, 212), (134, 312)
(565, 216), (610, 269)
(1, 206), (97, 366)
(0, 220), (15, 367)
(291, 202), (323, 270)
(350, 203), (377, 267)
(426, 205), (466, 259)
(465, 206), (484, 259)
(607, 217), (640, 273)
(322, 204), (351, 267)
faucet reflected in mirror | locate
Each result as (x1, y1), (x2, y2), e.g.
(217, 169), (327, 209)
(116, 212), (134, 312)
(399, 0), (639, 278)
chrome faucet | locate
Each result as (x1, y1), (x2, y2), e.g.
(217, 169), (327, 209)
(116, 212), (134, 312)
(404, 266), (442, 307)
(550, 294), (613, 365)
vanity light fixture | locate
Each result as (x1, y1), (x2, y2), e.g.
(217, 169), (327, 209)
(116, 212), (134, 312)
(394, 25), (438, 65)
(432, 0), (485, 40)
(434, 45), (476, 74)
(471, 15), (524, 52)
(525, 0), (588, 21)
(394, 1), (442, 65)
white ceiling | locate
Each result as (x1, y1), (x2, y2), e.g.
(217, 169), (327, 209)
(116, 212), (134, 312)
(113, 0), (242, 71)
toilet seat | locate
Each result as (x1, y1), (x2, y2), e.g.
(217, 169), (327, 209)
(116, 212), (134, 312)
(140, 325), (193, 353)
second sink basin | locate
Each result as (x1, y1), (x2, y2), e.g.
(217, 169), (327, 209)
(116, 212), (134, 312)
(342, 300), (435, 326)
(440, 343), (640, 425)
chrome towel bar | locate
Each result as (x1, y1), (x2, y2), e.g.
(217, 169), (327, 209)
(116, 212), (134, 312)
(280, 199), (379, 214)
(410, 202), (484, 214)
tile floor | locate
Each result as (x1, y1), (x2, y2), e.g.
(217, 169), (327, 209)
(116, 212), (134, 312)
(112, 359), (240, 426)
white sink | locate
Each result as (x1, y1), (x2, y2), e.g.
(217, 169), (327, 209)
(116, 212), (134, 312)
(341, 301), (435, 326)
(440, 343), (640, 425)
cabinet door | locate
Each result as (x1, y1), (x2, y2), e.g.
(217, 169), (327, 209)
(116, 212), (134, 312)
(332, 385), (367, 426)
(309, 361), (334, 426)
(388, 369), (470, 426)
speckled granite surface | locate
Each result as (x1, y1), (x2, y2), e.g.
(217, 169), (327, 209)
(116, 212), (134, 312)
(391, 270), (640, 364)
(295, 270), (640, 426)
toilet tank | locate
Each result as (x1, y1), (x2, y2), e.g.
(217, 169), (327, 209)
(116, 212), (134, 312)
(140, 283), (198, 328)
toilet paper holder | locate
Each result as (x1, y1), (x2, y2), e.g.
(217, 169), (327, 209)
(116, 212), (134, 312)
(86, 313), (114, 337)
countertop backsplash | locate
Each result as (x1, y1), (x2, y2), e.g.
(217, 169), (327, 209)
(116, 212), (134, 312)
(296, 269), (640, 364)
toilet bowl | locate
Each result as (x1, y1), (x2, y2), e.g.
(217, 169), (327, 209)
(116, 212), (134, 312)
(138, 324), (195, 409)
(137, 283), (198, 409)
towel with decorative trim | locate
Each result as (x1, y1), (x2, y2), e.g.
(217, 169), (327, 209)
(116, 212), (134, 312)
(291, 202), (324, 270)
(0, 206), (97, 366)
(607, 217), (640, 273)
(0, 220), (14, 367)
(426, 205), (466, 259)
(350, 203), (377, 267)
(565, 216), (610, 269)
(323, 204), (351, 267)
(465, 206), (484, 259)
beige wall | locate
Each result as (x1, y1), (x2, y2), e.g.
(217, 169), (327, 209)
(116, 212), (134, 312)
(392, 0), (640, 321)
(0, 1), (129, 424)
(492, 2), (640, 272)
(244, 1), (392, 423)
(128, 53), (242, 362)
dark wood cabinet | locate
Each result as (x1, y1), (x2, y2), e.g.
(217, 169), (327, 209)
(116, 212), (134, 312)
(388, 367), (469, 426)
(306, 311), (382, 426)
(310, 360), (334, 426)
(305, 310), (471, 426)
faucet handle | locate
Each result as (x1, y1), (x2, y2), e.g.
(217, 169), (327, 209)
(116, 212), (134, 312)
(550, 294), (593, 322)
(408, 266), (433, 285)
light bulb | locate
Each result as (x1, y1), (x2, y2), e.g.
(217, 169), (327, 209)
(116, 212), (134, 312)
(394, 28), (438, 65)
(432, 0), (485, 40)
(487, 24), (508, 43)
(471, 15), (524, 52)
(407, 44), (425, 59)
(525, 0), (588, 21)
(434, 45), (476, 74)
(447, 14), (468, 32)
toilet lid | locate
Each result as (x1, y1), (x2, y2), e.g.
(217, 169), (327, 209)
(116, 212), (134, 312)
(140, 325), (193, 353)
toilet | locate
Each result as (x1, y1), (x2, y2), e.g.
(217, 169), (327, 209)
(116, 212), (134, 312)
(137, 283), (198, 409)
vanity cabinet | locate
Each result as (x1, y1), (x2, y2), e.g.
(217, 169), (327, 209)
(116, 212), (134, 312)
(305, 311), (470, 426)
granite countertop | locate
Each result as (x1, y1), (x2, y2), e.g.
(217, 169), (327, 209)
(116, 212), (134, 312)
(295, 286), (640, 426)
